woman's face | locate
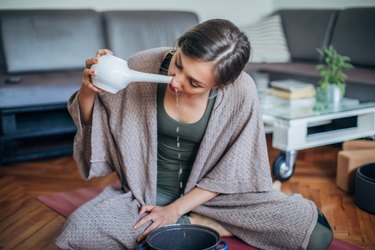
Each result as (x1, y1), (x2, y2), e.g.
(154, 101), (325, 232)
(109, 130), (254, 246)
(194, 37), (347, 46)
(168, 49), (218, 97)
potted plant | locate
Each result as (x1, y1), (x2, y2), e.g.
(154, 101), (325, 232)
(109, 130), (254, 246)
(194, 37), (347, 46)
(316, 45), (354, 104)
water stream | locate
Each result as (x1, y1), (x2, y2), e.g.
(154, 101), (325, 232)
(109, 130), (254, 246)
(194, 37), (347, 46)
(175, 89), (184, 197)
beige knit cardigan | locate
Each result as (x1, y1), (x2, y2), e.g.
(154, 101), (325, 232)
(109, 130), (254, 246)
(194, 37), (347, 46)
(56, 48), (317, 250)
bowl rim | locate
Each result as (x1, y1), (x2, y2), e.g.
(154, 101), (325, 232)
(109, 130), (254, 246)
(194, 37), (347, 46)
(357, 163), (375, 183)
(145, 224), (221, 250)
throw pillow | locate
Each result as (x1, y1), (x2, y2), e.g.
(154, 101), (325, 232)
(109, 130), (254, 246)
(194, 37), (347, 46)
(242, 15), (291, 63)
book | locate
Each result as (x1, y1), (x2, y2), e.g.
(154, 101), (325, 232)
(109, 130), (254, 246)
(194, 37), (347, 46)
(270, 79), (315, 91)
(270, 88), (315, 99)
(270, 79), (316, 99)
(261, 94), (315, 108)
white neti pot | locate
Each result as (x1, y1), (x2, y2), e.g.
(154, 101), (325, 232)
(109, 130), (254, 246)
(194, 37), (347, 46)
(91, 54), (172, 94)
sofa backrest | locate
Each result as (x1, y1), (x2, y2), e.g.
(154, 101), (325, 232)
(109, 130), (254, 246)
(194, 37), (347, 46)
(330, 8), (375, 68)
(102, 11), (199, 59)
(278, 9), (338, 63)
(0, 9), (105, 73)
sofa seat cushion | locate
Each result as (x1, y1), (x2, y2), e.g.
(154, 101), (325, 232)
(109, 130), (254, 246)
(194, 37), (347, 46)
(0, 71), (81, 109)
(245, 62), (319, 79)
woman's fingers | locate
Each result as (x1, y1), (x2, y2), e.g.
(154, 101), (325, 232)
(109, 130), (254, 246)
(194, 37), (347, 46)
(95, 48), (113, 57)
(85, 57), (99, 69)
(133, 213), (155, 230)
(139, 205), (155, 215)
(81, 49), (112, 93)
(82, 68), (101, 92)
(136, 220), (160, 242)
(85, 49), (113, 69)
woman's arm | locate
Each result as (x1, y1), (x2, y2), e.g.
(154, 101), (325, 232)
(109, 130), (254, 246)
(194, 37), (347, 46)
(133, 187), (218, 242)
(79, 49), (113, 125)
(172, 187), (219, 217)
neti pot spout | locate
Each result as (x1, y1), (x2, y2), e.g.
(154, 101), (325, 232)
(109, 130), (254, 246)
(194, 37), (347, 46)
(91, 54), (172, 94)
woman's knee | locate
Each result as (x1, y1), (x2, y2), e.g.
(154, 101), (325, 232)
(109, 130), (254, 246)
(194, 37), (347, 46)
(55, 210), (126, 250)
(306, 210), (333, 250)
(189, 212), (233, 237)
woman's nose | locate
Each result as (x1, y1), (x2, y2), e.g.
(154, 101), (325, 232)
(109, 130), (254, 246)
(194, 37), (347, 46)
(170, 75), (183, 89)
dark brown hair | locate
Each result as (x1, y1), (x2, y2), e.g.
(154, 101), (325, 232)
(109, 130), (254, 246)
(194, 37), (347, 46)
(177, 19), (250, 86)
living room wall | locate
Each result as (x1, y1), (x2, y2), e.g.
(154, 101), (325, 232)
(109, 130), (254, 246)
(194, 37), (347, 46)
(2, 0), (375, 26)
(0, 0), (272, 26)
(273, 0), (375, 10)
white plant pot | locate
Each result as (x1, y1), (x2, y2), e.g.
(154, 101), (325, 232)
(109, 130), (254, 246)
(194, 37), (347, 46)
(326, 84), (345, 104)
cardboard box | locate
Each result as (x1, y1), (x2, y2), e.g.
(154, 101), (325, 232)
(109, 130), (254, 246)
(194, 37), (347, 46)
(336, 149), (375, 193)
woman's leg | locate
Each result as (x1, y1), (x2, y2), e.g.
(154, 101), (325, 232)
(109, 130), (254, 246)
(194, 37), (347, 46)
(55, 187), (144, 250)
(189, 212), (233, 237)
(306, 209), (333, 250)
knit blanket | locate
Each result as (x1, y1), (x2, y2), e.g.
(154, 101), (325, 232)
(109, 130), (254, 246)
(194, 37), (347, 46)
(56, 48), (317, 250)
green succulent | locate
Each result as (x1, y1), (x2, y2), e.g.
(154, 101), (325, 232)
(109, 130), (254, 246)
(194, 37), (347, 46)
(316, 45), (354, 93)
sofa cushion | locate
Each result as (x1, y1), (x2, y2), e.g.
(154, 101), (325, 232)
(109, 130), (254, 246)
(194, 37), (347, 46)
(278, 9), (338, 62)
(242, 15), (290, 63)
(0, 9), (105, 73)
(0, 71), (81, 108)
(330, 8), (375, 68)
(102, 11), (199, 59)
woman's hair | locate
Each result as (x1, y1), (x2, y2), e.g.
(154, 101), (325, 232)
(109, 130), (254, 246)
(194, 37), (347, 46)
(177, 19), (250, 86)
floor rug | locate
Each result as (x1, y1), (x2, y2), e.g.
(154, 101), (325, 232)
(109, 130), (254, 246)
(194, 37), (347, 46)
(37, 186), (362, 250)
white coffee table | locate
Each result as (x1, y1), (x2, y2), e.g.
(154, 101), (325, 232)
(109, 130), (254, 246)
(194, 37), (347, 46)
(260, 94), (375, 181)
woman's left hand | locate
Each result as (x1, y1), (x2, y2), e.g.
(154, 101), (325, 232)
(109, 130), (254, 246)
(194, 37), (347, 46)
(133, 205), (180, 242)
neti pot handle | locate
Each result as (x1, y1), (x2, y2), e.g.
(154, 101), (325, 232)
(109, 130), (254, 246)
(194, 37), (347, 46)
(215, 240), (228, 250)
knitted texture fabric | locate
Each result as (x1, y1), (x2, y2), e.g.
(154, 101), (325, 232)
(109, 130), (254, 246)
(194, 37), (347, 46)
(56, 47), (317, 250)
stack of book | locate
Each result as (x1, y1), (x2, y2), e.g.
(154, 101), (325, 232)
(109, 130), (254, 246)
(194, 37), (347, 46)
(269, 79), (316, 100)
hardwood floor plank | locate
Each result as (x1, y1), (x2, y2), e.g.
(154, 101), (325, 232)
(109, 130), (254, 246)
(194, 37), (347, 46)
(0, 197), (29, 223)
(10, 215), (64, 250)
(0, 199), (41, 233)
(3, 208), (58, 250)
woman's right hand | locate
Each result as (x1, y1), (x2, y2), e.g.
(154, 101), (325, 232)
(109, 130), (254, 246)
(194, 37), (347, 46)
(81, 49), (113, 94)
(78, 49), (113, 125)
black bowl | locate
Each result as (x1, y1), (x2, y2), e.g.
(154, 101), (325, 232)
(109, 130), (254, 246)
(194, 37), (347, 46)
(139, 224), (227, 250)
(355, 163), (375, 214)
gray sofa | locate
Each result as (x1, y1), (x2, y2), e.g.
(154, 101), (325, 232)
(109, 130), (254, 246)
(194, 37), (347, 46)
(0, 9), (198, 164)
(1, 8), (374, 164)
(245, 7), (375, 102)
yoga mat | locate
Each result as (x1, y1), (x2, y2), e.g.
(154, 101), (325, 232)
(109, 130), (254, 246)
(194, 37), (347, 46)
(37, 186), (105, 218)
(37, 186), (362, 250)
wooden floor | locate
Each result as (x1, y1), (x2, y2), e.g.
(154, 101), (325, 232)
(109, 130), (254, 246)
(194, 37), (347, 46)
(1, 135), (374, 249)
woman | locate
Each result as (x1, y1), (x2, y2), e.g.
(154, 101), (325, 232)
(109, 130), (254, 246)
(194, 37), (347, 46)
(56, 19), (332, 249)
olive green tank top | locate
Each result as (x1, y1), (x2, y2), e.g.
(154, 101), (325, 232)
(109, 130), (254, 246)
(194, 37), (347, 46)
(156, 52), (216, 205)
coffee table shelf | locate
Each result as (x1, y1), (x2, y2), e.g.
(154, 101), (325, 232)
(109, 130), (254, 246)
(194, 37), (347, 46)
(261, 94), (375, 181)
